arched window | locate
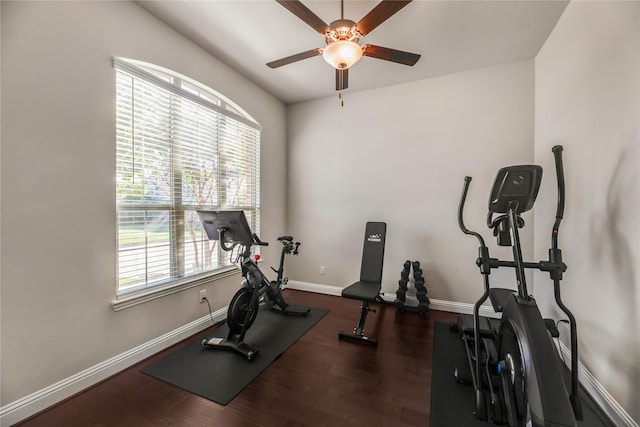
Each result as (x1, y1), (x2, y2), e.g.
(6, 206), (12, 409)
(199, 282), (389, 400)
(114, 58), (261, 300)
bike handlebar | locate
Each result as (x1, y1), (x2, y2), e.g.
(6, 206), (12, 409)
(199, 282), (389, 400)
(252, 233), (269, 246)
(217, 229), (268, 251)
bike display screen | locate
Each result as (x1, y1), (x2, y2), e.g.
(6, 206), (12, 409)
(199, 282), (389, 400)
(197, 210), (254, 245)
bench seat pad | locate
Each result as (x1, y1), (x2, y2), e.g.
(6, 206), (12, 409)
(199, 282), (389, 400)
(342, 280), (381, 302)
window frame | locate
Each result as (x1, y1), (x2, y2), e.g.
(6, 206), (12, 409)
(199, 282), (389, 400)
(112, 58), (261, 310)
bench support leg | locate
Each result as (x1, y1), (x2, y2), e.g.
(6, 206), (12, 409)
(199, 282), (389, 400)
(338, 301), (378, 345)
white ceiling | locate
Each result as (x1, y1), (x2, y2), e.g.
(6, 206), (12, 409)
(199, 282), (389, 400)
(137, 0), (569, 105)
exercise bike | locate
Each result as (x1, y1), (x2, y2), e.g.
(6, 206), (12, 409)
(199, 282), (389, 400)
(452, 146), (582, 426)
(197, 210), (310, 361)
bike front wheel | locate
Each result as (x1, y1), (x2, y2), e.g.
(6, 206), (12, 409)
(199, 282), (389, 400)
(227, 287), (259, 334)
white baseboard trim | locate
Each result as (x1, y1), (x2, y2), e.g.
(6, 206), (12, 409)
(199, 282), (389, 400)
(287, 280), (636, 426)
(286, 280), (500, 318)
(0, 308), (227, 426)
(284, 280), (343, 296)
(558, 342), (638, 427)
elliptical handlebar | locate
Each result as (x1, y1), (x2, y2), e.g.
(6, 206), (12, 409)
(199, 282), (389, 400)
(550, 145), (582, 420)
(551, 145), (565, 250)
(458, 176), (487, 248)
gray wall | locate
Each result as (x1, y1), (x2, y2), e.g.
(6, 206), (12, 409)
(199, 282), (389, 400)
(0, 1), (286, 405)
(285, 2), (640, 422)
(2, 0), (638, 423)
(286, 60), (535, 303)
(534, 1), (640, 420)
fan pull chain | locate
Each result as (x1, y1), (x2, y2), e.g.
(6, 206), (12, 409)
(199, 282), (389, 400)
(338, 91), (344, 107)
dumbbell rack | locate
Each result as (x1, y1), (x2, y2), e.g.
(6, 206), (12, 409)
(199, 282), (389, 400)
(394, 260), (430, 315)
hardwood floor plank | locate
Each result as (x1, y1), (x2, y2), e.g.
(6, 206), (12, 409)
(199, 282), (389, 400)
(18, 290), (457, 426)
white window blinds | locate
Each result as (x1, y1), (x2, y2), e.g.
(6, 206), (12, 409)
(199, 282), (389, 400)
(114, 58), (260, 295)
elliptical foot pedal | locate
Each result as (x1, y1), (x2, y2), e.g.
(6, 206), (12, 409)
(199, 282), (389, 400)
(544, 318), (560, 338)
(454, 366), (472, 385)
(457, 314), (498, 338)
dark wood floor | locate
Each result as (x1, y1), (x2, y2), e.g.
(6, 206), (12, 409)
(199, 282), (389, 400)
(18, 290), (457, 427)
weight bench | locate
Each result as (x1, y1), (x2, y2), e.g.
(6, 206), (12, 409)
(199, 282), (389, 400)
(338, 222), (387, 345)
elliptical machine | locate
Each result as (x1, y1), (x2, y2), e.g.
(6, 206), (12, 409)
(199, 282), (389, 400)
(197, 210), (310, 361)
(453, 146), (582, 426)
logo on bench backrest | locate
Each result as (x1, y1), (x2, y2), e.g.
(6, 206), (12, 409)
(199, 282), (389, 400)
(368, 233), (382, 243)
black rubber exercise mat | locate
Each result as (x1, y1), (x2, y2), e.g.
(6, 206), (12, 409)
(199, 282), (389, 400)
(142, 305), (328, 405)
(430, 322), (616, 427)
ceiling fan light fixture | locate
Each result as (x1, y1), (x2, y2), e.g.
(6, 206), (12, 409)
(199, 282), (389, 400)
(322, 40), (363, 70)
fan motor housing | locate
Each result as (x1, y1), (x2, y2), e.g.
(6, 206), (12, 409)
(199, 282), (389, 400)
(326, 19), (361, 43)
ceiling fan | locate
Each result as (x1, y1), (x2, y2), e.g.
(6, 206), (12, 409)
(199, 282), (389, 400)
(267, 0), (421, 95)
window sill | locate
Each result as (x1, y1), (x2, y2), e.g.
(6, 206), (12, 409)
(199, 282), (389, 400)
(111, 266), (240, 311)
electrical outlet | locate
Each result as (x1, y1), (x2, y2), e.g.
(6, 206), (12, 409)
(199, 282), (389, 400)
(320, 266), (325, 275)
(199, 289), (207, 303)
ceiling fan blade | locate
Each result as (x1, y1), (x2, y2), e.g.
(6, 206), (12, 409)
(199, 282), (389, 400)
(276, 0), (330, 34)
(336, 68), (349, 91)
(362, 44), (420, 66)
(356, 0), (412, 36)
(267, 48), (323, 68)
